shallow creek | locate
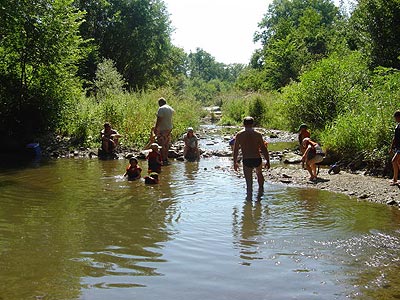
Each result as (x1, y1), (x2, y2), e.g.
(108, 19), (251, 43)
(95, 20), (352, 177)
(1, 126), (400, 300)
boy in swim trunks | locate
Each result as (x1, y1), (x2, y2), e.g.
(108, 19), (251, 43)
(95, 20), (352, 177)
(389, 111), (400, 185)
(233, 117), (270, 199)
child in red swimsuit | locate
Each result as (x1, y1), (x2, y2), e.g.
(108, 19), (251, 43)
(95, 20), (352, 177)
(124, 157), (142, 181)
(146, 143), (163, 173)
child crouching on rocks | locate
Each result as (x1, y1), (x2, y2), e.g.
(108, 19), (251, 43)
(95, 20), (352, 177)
(183, 127), (200, 161)
(302, 138), (324, 181)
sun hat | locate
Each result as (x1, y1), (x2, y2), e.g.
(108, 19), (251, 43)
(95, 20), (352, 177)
(298, 123), (308, 132)
(150, 142), (162, 149)
(187, 127), (194, 132)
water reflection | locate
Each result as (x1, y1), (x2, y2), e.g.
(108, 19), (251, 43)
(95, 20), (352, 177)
(232, 201), (269, 265)
(2, 156), (400, 299)
(0, 159), (177, 299)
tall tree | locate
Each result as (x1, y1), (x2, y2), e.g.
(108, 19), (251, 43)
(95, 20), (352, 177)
(246, 0), (341, 90)
(350, 0), (400, 69)
(75, 0), (180, 90)
(0, 0), (86, 142)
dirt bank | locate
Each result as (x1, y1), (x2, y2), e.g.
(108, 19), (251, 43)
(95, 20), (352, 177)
(266, 164), (400, 207)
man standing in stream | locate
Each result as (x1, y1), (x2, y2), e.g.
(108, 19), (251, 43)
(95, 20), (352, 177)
(154, 97), (174, 164)
(233, 116), (270, 199)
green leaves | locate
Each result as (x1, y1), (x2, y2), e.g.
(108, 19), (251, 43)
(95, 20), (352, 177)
(0, 0), (87, 140)
(244, 0), (342, 90)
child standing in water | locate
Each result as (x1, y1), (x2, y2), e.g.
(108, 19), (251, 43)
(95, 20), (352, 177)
(124, 157), (142, 181)
(147, 143), (163, 173)
(389, 111), (400, 185)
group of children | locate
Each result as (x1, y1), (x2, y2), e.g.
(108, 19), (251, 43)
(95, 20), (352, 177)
(123, 142), (162, 184)
(123, 127), (200, 184)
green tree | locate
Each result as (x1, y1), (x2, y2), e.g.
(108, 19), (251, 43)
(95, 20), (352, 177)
(282, 51), (370, 130)
(75, 0), (179, 90)
(0, 0), (86, 143)
(243, 0), (342, 91)
(349, 0), (400, 69)
(93, 58), (126, 100)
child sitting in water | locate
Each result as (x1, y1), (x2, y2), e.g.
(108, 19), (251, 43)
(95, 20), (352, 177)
(183, 127), (200, 161)
(124, 157), (142, 181)
(146, 143), (163, 173)
(144, 172), (159, 184)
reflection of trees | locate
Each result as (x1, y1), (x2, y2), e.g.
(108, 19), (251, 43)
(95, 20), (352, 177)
(0, 159), (176, 299)
(232, 201), (269, 265)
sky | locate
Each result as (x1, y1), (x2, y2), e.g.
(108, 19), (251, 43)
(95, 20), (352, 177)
(163, 0), (272, 65)
(163, 0), (346, 65)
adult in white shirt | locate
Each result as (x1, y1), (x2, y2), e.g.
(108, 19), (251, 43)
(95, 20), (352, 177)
(154, 97), (174, 163)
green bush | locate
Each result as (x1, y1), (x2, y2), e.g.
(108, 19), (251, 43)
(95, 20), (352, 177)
(219, 91), (288, 129)
(321, 69), (400, 158)
(66, 88), (202, 148)
(282, 51), (369, 131)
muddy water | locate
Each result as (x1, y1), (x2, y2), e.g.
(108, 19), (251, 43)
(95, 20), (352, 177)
(1, 131), (400, 299)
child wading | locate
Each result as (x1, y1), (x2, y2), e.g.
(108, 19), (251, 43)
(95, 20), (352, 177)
(390, 111), (400, 185)
(147, 143), (163, 173)
(124, 157), (142, 181)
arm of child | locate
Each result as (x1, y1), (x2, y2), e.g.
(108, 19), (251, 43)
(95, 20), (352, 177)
(302, 145), (311, 162)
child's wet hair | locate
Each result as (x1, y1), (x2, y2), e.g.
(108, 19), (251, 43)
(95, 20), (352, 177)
(129, 157), (138, 164)
(394, 111), (400, 118)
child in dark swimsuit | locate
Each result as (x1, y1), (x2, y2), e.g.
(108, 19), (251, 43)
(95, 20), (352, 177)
(390, 111), (400, 185)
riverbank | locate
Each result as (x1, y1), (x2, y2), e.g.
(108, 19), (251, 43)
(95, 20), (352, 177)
(32, 125), (399, 208)
(266, 164), (399, 207)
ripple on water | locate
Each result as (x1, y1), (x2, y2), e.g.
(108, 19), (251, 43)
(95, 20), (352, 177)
(2, 157), (400, 300)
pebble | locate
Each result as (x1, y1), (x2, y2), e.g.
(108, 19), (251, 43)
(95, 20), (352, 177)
(386, 199), (398, 206)
(280, 179), (292, 184)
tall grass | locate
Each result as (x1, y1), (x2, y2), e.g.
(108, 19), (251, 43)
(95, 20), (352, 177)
(219, 91), (288, 129)
(65, 88), (201, 148)
(320, 69), (400, 159)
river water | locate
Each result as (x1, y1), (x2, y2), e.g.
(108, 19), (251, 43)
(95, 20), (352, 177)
(1, 128), (400, 300)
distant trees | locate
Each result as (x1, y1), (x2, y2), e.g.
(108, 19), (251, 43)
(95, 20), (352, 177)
(238, 0), (341, 90)
(185, 48), (245, 103)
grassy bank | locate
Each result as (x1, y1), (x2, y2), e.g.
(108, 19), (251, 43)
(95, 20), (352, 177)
(63, 88), (202, 149)
(218, 91), (289, 129)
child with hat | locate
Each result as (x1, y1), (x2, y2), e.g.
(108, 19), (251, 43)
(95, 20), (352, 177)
(146, 143), (163, 173)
